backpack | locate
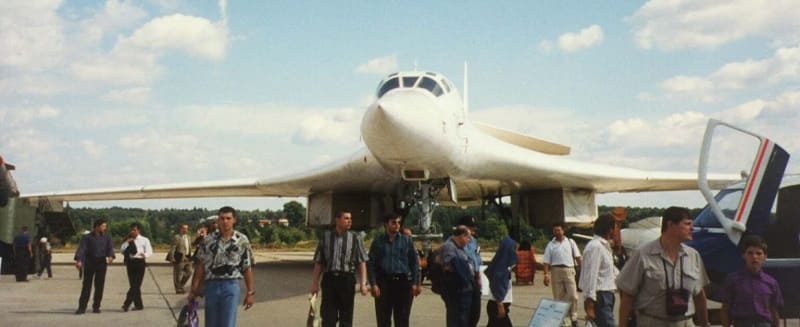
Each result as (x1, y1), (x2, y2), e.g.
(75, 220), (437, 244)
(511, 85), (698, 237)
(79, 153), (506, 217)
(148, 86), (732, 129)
(427, 246), (445, 295)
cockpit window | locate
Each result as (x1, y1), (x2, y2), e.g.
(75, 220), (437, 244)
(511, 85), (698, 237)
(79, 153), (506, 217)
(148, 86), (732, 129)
(418, 77), (443, 96)
(377, 74), (448, 98)
(402, 76), (419, 88)
(440, 79), (451, 93)
(377, 77), (400, 98)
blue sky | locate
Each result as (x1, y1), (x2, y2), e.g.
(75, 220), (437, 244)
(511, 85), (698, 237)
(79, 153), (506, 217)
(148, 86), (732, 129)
(1, 0), (798, 210)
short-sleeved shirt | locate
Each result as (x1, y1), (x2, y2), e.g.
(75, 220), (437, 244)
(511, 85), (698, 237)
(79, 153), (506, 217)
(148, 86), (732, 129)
(543, 237), (581, 267)
(13, 232), (31, 247)
(616, 238), (709, 319)
(196, 230), (254, 280)
(719, 269), (783, 321)
(314, 230), (368, 273)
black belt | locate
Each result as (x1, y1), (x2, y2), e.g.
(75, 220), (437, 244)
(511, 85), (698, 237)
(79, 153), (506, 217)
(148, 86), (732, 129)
(551, 264), (571, 268)
(379, 274), (408, 281)
(326, 271), (354, 277)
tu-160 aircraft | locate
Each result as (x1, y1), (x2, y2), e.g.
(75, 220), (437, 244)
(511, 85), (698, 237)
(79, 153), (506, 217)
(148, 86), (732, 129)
(15, 68), (740, 244)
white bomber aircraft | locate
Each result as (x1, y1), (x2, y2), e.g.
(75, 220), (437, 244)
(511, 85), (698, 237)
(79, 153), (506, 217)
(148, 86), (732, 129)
(21, 68), (740, 239)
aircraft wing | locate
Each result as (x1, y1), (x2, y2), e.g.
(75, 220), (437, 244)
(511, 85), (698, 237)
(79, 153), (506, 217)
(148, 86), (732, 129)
(21, 149), (400, 203)
(444, 125), (741, 202)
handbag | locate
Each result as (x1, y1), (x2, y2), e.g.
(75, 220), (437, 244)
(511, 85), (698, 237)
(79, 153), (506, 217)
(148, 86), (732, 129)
(177, 299), (199, 327)
(306, 293), (321, 327)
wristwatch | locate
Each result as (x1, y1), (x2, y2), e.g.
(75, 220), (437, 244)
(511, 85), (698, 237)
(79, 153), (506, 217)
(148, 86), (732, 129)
(247, 290), (256, 296)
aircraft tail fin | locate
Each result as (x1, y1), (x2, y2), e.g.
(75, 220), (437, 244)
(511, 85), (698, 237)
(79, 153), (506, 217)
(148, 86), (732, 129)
(698, 119), (790, 245)
(473, 122), (571, 155)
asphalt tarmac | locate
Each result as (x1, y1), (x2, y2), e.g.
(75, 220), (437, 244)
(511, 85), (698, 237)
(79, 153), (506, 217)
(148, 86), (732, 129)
(0, 252), (557, 327)
(4, 252), (794, 327)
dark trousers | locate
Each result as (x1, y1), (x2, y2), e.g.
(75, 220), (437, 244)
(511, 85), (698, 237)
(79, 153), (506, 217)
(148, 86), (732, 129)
(469, 279), (480, 327)
(78, 258), (107, 310)
(321, 272), (355, 327)
(374, 277), (413, 327)
(443, 290), (472, 327)
(14, 247), (30, 281)
(733, 316), (772, 327)
(123, 259), (146, 309)
(37, 255), (52, 278)
(486, 301), (512, 327)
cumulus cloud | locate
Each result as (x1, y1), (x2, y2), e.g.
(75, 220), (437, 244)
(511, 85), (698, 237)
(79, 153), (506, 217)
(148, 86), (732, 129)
(0, 0), (65, 72)
(82, 140), (107, 159)
(71, 13), (228, 86)
(76, 0), (148, 47)
(355, 55), (398, 75)
(472, 87), (799, 175)
(630, 0), (800, 50)
(292, 109), (361, 145)
(659, 45), (800, 102)
(102, 87), (152, 105)
(558, 25), (604, 52)
(0, 105), (61, 126)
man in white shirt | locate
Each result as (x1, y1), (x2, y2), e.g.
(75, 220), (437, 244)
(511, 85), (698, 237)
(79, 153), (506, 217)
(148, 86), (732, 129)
(121, 222), (153, 311)
(543, 222), (582, 327)
(579, 214), (619, 327)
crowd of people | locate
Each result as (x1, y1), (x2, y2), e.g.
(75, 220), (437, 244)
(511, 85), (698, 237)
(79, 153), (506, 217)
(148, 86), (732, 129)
(10, 205), (784, 327)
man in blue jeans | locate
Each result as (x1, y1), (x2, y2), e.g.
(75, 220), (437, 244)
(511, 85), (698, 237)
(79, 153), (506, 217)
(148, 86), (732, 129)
(578, 214), (619, 327)
(189, 206), (255, 327)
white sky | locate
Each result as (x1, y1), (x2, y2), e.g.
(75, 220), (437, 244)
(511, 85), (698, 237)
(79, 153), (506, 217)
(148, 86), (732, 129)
(1, 0), (798, 210)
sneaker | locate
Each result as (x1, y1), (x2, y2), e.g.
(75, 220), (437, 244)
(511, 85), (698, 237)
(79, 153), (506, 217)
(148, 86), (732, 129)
(121, 304), (129, 312)
(75, 308), (86, 315)
(92, 308), (101, 314)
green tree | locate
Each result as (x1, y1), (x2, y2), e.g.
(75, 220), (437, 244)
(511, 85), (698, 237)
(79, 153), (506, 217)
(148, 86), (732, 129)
(283, 201), (306, 227)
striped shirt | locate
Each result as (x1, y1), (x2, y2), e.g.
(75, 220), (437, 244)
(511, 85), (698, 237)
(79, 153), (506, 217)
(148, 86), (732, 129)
(314, 230), (368, 273)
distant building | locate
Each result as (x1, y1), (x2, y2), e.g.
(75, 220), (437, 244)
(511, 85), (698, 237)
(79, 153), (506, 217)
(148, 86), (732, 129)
(258, 218), (289, 227)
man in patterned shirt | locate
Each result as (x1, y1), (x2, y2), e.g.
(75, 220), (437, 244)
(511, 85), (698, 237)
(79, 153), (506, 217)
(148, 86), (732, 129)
(189, 206), (255, 327)
(310, 210), (369, 327)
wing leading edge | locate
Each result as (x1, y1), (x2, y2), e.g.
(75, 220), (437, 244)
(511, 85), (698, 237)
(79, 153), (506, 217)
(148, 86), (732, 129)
(21, 149), (400, 203)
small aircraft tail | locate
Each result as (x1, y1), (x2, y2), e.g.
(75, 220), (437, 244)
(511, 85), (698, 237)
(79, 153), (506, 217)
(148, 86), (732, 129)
(697, 119), (789, 244)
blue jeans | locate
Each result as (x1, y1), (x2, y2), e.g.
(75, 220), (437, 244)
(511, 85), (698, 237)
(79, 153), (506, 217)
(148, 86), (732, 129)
(593, 291), (616, 327)
(205, 279), (240, 327)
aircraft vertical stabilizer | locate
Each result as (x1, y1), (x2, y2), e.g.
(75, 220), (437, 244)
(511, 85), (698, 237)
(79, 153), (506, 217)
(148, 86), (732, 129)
(698, 119), (790, 245)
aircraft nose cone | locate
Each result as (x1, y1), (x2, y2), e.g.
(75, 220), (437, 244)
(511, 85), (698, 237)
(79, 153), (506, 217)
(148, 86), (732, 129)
(361, 91), (442, 163)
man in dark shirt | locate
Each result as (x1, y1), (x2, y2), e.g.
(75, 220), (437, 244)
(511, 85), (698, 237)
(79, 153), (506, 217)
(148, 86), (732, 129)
(368, 213), (420, 327)
(441, 225), (475, 327)
(310, 210), (369, 327)
(74, 218), (115, 314)
(13, 226), (32, 282)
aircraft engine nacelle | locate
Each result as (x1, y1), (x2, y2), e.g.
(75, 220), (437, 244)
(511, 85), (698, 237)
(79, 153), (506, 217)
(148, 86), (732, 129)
(512, 189), (597, 228)
(306, 192), (396, 230)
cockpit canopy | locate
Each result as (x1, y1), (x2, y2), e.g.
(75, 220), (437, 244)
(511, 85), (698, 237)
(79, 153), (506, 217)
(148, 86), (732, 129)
(376, 71), (454, 98)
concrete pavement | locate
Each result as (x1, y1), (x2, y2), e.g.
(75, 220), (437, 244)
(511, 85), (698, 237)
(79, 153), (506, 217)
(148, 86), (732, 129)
(3, 251), (796, 326)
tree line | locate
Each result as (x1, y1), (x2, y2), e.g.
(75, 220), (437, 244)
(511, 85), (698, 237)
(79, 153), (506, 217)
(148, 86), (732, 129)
(62, 201), (699, 248)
